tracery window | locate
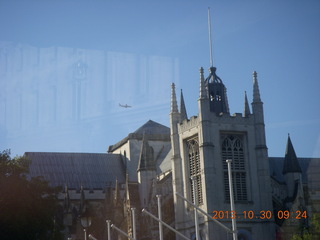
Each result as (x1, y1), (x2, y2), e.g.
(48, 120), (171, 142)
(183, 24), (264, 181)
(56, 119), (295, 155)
(187, 138), (203, 205)
(221, 135), (247, 201)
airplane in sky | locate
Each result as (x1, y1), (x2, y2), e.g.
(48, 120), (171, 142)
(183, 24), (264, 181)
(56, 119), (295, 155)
(119, 103), (132, 108)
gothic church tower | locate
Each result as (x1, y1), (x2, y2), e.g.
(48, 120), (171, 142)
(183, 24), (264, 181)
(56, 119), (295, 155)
(170, 67), (275, 239)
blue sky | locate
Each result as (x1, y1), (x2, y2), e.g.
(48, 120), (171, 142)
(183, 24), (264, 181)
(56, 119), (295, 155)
(0, 0), (319, 158)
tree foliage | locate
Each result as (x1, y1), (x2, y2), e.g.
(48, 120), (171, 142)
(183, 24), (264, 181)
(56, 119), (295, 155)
(0, 150), (63, 240)
(291, 213), (320, 240)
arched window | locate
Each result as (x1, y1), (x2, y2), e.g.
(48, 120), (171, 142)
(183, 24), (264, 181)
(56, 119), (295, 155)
(222, 135), (247, 201)
(187, 138), (203, 205)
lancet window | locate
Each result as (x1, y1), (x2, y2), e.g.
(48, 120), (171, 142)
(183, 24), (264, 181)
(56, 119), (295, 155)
(187, 137), (203, 205)
(221, 135), (248, 202)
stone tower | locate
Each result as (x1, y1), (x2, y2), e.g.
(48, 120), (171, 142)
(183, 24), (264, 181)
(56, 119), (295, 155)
(170, 67), (275, 239)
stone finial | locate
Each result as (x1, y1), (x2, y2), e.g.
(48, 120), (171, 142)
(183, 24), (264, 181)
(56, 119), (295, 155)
(253, 71), (257, 79)
(253, 71), (261, 102)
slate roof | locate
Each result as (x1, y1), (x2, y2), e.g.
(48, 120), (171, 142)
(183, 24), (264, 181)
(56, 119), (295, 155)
(134, 120), (170, 135)
(269, 157), (320, 186)
(108, 120), (170, 152)
(25, 152), (125, 190)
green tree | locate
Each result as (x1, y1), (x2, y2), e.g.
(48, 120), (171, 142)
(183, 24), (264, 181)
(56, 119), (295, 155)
(0, 150), (63, 240)
(312, 213), (320, 233)
(291, 232), (312, 240)
(291, 213), (320, 240)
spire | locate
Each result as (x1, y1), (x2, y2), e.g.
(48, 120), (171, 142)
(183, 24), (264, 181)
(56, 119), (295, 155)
(180, 89), (188, 122)
(283, 135), (302, 174)
(199, 67), (207, 99)
(253, 71), (261, 102)
(137, 133), (155, 172)
(171, 83), (178, 113)
(244, 91), (251, 117)
(208, 7), (214, 67)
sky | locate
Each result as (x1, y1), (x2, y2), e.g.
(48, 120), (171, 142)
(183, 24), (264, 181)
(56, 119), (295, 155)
(0, 0), (319, 158)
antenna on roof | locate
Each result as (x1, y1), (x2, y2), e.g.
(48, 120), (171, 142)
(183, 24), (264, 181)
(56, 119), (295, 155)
(208, 7), (214, 67)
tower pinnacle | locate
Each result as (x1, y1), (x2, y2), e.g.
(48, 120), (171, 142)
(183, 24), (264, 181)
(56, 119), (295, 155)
(283, 135), (302, 174)
(253, 71), (261, 102)
(171, 83), (178, 113)
(180, 89), (188, 122)
(137, 133), (155, 172)
(244, 91), (251, 117)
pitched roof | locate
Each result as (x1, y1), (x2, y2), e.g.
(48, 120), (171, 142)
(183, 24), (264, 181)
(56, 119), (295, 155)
(133, 120), (170, 135)
(269, 157), (320, 184)
(25, 152), (125, 189)
(108, 120), (170, 152)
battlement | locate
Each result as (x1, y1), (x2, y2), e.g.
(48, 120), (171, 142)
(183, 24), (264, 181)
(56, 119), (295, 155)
(210, 111), (255, 125)
(178, 115), (199, 133)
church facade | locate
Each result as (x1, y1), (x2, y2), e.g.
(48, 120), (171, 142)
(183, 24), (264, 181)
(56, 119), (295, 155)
(169, 67), (274, 239)
(25, 65), (320, 240)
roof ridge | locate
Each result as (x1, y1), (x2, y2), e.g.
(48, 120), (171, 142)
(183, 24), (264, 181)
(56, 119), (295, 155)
(133, 119), (169, 134)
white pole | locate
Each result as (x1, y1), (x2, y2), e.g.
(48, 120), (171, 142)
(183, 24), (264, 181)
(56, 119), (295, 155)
(106, 220), (111, 240)
(226, 159), (238, 240)
(131, 208), (137, 240)
(88, 234), (98, 240)
(191, 177), (200, 240)
(156, 195), (164, 240)
(142, 208), (190, 240)
(84, 228), (87, 240)
(175, 192), (233, 233)
(111, 224), (134, 240)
